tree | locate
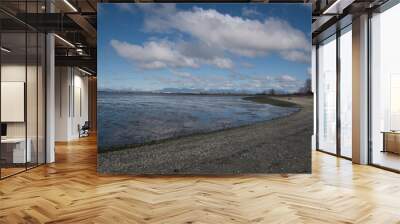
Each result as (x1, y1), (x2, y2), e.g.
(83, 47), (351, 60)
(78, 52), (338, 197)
(269, 89), (276, 96)
(298, 78), (312, 94)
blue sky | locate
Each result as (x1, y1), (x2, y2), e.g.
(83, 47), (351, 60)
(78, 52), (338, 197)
(98, 3), (311, 93)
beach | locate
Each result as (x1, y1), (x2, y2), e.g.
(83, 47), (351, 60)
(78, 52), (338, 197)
(98, 96), (313, 174)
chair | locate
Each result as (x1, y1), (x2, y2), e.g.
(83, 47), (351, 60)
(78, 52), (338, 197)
(79, 121), (90, 138)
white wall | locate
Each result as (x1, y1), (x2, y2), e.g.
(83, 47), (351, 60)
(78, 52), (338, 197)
(1, 82), (25, 122)
(1, 65), (26, 139)
(1, 63), (46, 164)
(55, 67), (89, 141)
(70, 72), (89, 139)
(1, 65), (42, 137)
(55, 67), (70, 141)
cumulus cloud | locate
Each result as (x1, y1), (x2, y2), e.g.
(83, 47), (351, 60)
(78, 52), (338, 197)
(112, 5), (310, 70)
(110, 39), (234, 70)
(250, 74), (303, 92)
(279, 50), (310, 63)
(106, 5), (310, 93)
(139, 4), (178, 33)
(166, 71), (303, 93)
(278, 75), (297, 82)
(141, 7), (310, 59)
(211, 57), (234, 69)
(110, 40), (198, 69)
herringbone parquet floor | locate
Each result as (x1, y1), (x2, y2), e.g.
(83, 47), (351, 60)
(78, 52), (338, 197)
(1, 135), (400, 223)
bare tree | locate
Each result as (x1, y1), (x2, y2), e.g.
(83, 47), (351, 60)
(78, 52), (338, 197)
(298, 79), (312, 94)
(269, 89), (276, 96)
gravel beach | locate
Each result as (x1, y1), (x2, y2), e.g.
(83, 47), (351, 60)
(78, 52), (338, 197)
(98, 96), (313, 174)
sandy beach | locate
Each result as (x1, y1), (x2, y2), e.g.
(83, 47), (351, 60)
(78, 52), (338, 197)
(98, 96), (313, 174)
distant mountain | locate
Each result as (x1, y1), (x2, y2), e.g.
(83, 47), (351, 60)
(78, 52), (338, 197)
(158, 88), (259, 94)
(99, 87), (292, 95)
(98, 87), (148, 93)
(159, 88), (204, 94)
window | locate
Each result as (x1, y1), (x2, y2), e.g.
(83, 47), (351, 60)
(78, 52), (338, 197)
(339, 27), (352, 158)
(0, 2), (46, 179)
(317, 35), (337, 154)
(370, 2), (400, 171)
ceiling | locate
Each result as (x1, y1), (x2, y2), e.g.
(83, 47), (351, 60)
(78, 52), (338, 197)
(0, 0), (97, 74)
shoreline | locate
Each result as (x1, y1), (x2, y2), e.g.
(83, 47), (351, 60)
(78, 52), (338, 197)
(99, 90), (312, 97)
(98, 96), (313, 174)
(98, 96), (303, 153)
(243, 95), (301, 108)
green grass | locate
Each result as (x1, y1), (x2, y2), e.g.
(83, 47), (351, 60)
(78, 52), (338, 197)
(242, 96), (298, 108)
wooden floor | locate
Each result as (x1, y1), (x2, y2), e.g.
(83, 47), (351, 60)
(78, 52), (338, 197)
(1, 135), (400, 223)
(372, 151), (400, 171)
(1, 167), (26, 178)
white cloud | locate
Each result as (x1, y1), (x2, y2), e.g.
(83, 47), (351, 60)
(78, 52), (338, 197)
(110, 39), (198, 69)
(110, 39), (234, 70)
(279, 50), (310, 63)
(142, 7), (310, 59)
(252, 74), (303, 92)
(140, 61), (167, 70)
(111, 5), (310, 73)
(165, 71), (303, 93)
(177, 42), (233, 69)
(139, 4), (178, 33)
(211, 57), (234, 69)
(279, 75), (297, 82)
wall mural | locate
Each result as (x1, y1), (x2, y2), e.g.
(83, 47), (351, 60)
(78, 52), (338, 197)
(97, 3), (313, 174)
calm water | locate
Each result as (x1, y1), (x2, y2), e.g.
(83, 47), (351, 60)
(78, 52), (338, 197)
(98, 92), (298, 151)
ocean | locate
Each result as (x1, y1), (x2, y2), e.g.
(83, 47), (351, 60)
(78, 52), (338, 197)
(98, 91), (298, 151)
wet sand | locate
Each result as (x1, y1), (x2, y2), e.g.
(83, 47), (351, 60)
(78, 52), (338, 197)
(98, 96), (313, 174)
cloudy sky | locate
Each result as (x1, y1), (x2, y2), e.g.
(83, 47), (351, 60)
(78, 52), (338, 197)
(98, 3), (311, 93)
